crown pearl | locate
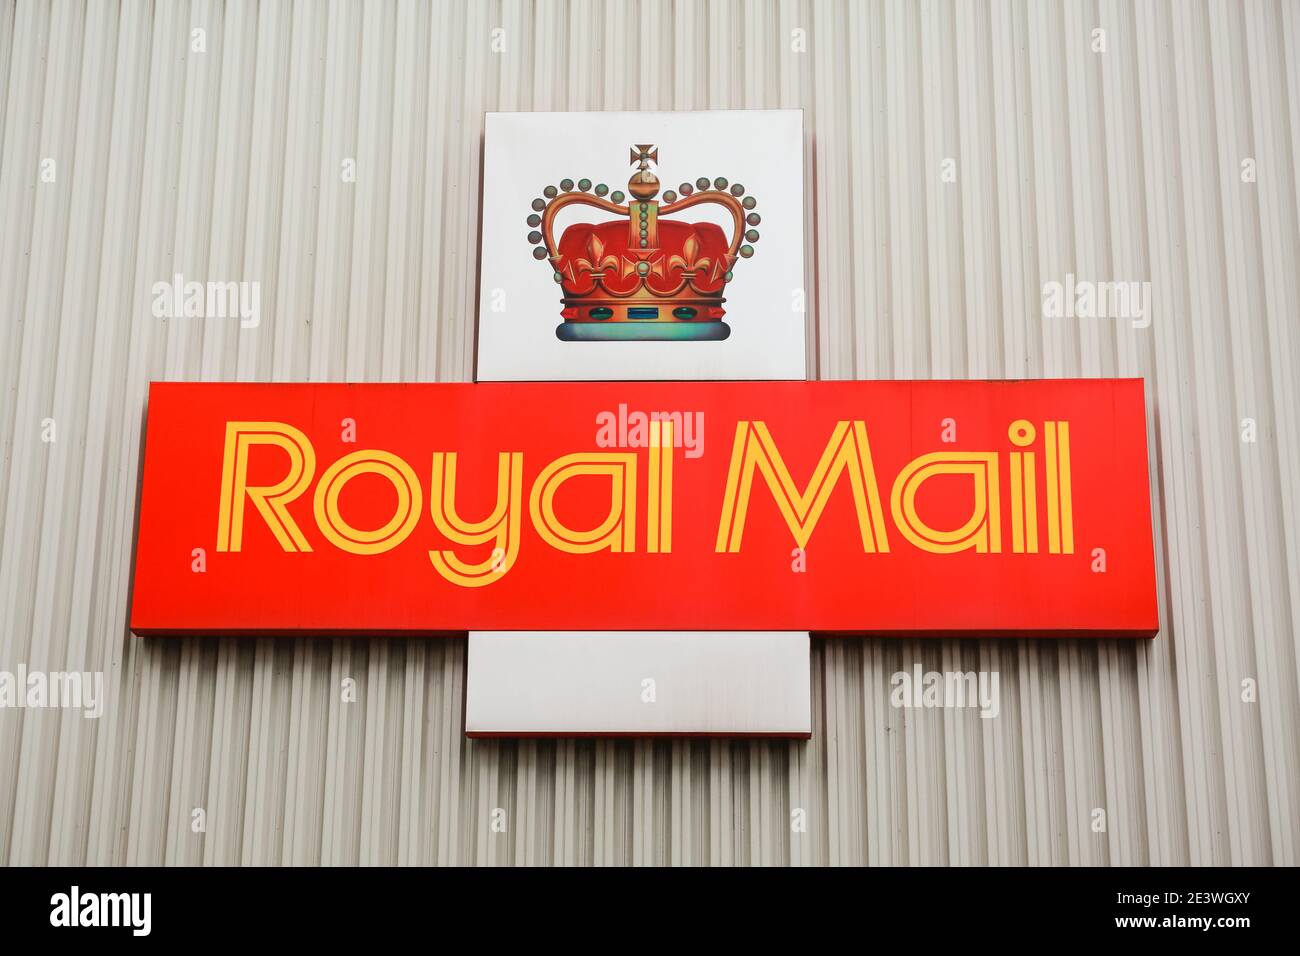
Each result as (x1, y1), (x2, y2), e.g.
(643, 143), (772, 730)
(533, 247), (548, 260)
(527, 213), (541, 227)
(745, 229), (760, 242)
(713, 177), (728, 190)
(544, 185), (558, 198)
(531, 198), (545, 211)
(578, 178), (591, 191)
(595, 183), (608, 196)
(680, 182), (694, 196)
(742, 196), (756, 210)
(696, 177), (710, 190)
(611, 190), (625, 204)
(739, 244), (754, 258)
(560, 178), (574, 191)
(528, 230), (543, 244)
(662, 190), (677, 203)
(746, 212), (760, 226)
(730, 183), (745, 196)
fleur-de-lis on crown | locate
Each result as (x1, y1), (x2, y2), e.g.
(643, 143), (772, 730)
(667, 231), (711, 273)
(573, 233), (619, 274)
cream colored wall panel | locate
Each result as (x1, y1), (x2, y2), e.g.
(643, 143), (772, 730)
(0, 0), (1297, 865)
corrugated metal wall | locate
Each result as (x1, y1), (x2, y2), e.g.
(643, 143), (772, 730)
(1, 0), (1298, 865)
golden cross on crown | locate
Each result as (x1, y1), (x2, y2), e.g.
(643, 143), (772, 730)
(630, 144), (658, 170)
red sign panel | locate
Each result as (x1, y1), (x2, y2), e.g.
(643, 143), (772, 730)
(130, 380), (1158, 637)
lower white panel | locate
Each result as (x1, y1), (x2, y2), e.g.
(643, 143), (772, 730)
(466, 632), (811, 737)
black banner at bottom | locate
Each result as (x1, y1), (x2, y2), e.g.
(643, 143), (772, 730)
(0, 865), (1281, 942)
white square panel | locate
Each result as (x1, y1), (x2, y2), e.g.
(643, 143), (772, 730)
(476, 109), (807, 381)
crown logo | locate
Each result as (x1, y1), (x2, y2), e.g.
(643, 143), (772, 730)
(526, 145), (761, 341)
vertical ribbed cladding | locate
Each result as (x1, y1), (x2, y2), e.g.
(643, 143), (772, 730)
(0, 0), (1296, 864)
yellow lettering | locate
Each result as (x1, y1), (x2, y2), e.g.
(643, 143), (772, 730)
(428, 452), (523, 587)
(1008, 419), (1038, 553)
(529, 453), (637, 554)
(216, 422), (315, 552)
(647, 420), (674, 553)
(1044, 421), (1075, 554)
(715, 421), (889, 552)
(313, 450), (422, 555)
(890, 452), (1001, 553)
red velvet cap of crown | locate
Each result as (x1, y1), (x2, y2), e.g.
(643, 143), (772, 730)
(554, 219), (731, 296)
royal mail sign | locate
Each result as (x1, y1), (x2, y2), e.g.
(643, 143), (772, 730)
(129, 379), (1158, 636)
